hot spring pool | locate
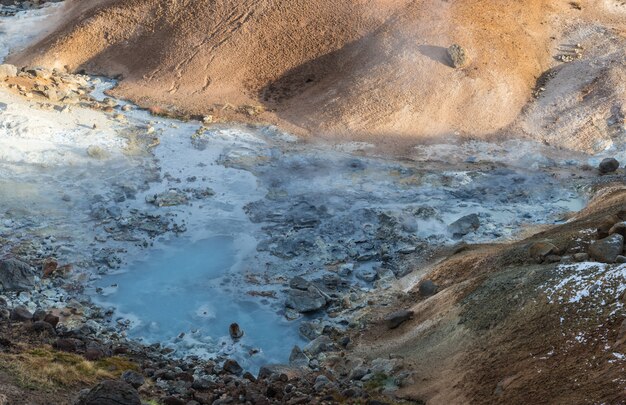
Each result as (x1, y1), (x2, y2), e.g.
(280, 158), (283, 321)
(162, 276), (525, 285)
(96, 236), (304, 371)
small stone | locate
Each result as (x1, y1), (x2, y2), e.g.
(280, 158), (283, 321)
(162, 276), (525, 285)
(616, 256), (626, 264)
(384, 309), (414, 329)
(447, 44), (468, 68)
(229, 322), (244, 339)
(544, 255), (562, 264)
(529, 242), (558, 263)
(448, 214), (480, 238)
(43, 313), (60, 328)
(599, 158), (620, 174)
(121, 370), (145, 388)
(418, 279), (438, 297)
(289, 345), (310, 367)
(289, 276), (310, 291)
(10, 305), (32, 322)
(222, 359), (243, 375)
(304, 335), (333, 356)
(574, 253), (590, 262)
(285, 287), (326, 313)
(589, 234), (624, 263)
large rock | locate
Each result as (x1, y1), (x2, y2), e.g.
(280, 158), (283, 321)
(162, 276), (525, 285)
(589, 234), (624, 263)
(0, 64), (17, 80)
(74, 380), (141, 405)
(383, 309), (414, 329)
(0, 259), (36, 292)
(285, 287), (327, 313)
(448, 214), (480, 238)
(599, 158), (620, 174)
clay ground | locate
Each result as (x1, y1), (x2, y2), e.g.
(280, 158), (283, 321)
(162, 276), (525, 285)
(9, 0), (626, 152)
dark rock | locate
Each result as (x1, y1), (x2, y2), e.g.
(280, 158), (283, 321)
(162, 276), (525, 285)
(418, 279), (438, 297)
(289, 346), (310, 367)
(84, 347), (105, 361)
(53, 338), (83, 352)
(229, 323), (243, 339)
(544, 255), (562, 264)
(43, 313), (60, 328)
(599, 158), (620, 174)
(383, 309), (414, 329)
(0, 259), (36, 292)
(32, 309), (47, 322)
(289, 276), (310, 291)
(10, 305), (32, 322)
(162, 397), (186, 405)
(121, 370), (145, 388)
(448, 214), (480, 238)
(223, 359), (243, 375)
(574, 253), (590, 262)
(258, 365), (305, 380)
(304, 335), (333, 356)
(285, 287), (326, 313)
(75, 380), (140, 405)
(29, 320), (56, 335)
(589, 234), (624, 263)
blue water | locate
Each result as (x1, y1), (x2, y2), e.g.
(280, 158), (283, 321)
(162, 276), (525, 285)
(97, 236), (303, 371)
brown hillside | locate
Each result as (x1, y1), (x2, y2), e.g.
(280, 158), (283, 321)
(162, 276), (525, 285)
(10, 0), (626, 146)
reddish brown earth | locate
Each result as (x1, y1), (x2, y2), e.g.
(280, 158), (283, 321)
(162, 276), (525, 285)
(11, 0), (626, 149)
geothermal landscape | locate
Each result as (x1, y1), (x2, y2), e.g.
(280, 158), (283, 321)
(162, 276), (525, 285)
(0, 0), (626, 404)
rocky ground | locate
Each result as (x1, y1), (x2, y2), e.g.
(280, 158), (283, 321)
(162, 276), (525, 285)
(1, 1), (626, 404)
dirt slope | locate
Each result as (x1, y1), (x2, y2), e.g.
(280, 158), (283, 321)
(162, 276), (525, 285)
(13, 0), (625, 145)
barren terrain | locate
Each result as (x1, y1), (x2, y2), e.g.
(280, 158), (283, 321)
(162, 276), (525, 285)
(11, 0), (626, 150)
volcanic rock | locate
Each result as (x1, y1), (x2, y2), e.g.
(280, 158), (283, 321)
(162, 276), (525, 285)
(589, 234), (624, 263)
(0, 259), (36, 292)
(229, 322), (244, 339)
(10, 305), (32, 322)
(223, 359), (243, 375)
(418, 279), (438, 297)
(74, 380), (141, 405)
(285, 287), (327, 313)
(447, 44), (468, 68)
(384, 309), (414, 329)
(599, 158), (620, 174)
(448, 214), (480, 238)
(121, 370), (145, 389)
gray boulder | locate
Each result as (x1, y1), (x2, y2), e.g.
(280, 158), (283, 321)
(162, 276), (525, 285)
(285, 287), (326, 313)
(448, 214), (480, 238)
(0, 259), (36, 292)
(589, 234), (624, 263)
